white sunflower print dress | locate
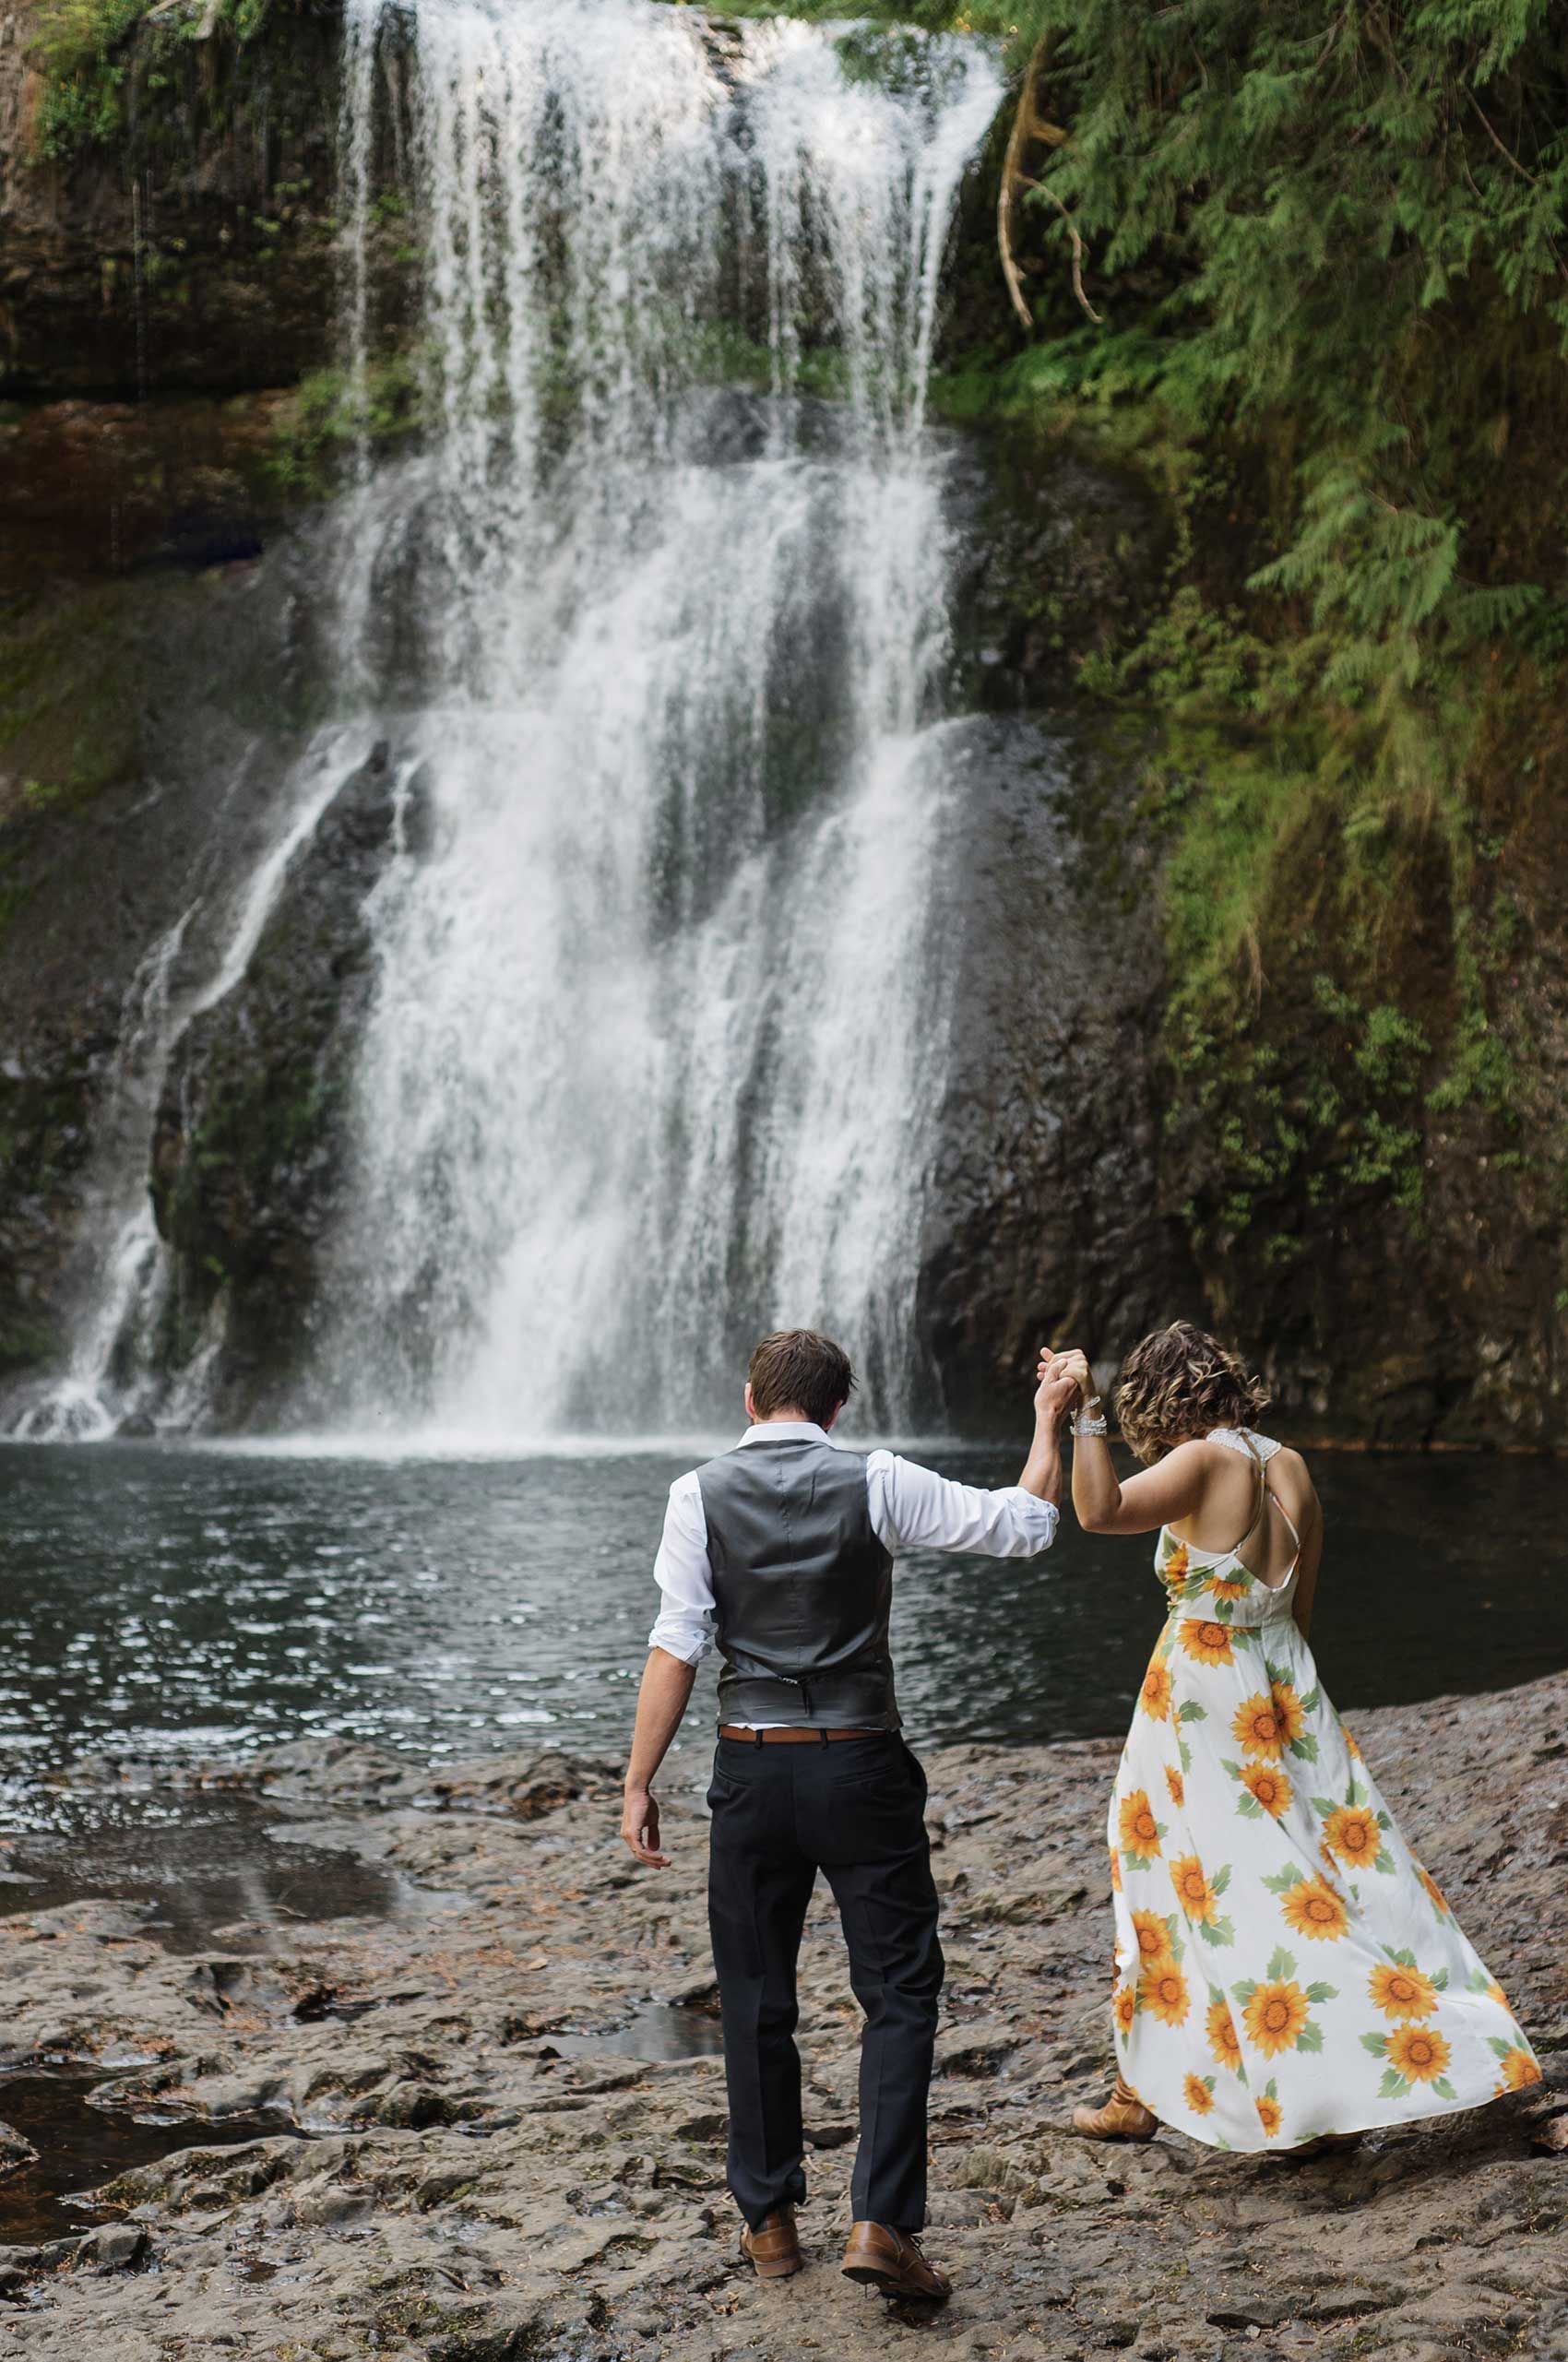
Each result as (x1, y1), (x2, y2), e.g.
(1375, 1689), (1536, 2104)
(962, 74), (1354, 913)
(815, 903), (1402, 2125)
(1107, 1427), (1540, 2150)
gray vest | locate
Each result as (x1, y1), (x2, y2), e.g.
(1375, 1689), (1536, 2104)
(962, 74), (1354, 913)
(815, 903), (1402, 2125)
(696, 1434), (899, 1730)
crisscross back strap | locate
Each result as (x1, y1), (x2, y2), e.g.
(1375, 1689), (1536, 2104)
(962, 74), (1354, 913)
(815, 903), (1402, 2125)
(1227, 1431), (1301, 1575)
(1228, 1436), (1269, 1557)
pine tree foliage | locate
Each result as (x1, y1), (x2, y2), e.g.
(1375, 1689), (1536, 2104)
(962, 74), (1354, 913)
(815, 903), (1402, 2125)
(992, 0), (1568, 669)
(920, 0), (1568, 1246)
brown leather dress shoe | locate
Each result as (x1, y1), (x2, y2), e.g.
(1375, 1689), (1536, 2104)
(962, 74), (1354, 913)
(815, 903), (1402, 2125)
(740, 2207), (802, 2279)
(1072, 2074), (1159, 2142)
(841, 2221), (952, 2303)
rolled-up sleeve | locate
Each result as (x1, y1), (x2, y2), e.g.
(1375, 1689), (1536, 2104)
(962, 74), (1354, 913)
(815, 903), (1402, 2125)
(869, 1450), (1058, 1557)
(647, 1472), (716, 1664)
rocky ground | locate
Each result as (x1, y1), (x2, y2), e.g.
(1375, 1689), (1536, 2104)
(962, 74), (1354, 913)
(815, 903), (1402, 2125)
(0, 1674), (1563, 2362)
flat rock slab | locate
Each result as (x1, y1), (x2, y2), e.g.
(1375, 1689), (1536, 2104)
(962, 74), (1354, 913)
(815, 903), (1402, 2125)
(0, 1674), (1562, 2359)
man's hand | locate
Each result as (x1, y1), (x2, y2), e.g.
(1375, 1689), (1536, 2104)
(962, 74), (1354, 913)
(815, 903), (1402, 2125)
(1034, 1343), (1087, 1427)
(622, 1785), (671, 1869)
(622, 1648), (695, 1866)
(1037, 1344), (1093, 1407)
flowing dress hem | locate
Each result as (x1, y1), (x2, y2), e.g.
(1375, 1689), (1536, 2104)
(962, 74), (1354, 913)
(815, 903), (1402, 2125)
(1144, 2080), (1526, 2156)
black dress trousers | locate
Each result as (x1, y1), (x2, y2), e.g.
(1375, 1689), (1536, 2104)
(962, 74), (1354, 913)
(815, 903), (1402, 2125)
(706, 1730), (944, 2233)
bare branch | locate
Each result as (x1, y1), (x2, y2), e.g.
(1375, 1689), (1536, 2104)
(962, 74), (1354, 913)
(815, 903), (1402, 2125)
(1037, 177), (1104, 325)
(998, 35), (1050, 331)
(997, 34), (1102, 329)
(1464, 84), (1538, 185)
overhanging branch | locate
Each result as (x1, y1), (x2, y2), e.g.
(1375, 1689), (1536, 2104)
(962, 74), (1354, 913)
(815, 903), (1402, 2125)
(997, 35), (1101, 330)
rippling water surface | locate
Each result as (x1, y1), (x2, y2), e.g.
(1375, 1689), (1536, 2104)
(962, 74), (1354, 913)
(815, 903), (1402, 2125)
(2, 1444), (1563, 1826)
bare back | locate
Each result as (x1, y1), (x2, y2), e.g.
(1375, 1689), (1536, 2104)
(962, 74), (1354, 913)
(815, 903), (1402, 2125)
(1170, 1433), (1323, 1630)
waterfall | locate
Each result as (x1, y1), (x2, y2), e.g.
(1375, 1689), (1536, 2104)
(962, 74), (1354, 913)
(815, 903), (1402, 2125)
(16, 0), (1004, 1443)
(309, 0), (1002, 1440)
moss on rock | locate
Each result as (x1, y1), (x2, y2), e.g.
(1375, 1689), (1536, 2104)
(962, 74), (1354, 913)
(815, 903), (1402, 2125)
(0, 584), (145, 818)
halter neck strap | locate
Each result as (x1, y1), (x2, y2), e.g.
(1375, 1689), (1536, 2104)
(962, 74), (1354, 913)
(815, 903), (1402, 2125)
(1210, 1427), (1301, 1570)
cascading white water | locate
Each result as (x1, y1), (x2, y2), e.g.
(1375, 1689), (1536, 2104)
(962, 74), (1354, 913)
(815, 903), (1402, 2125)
(9, 911), (193, 1442)
(13, 0), (1003, 1444)
(310, 0), (1003, 1437)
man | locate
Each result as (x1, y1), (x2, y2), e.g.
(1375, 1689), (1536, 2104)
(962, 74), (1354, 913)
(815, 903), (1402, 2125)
(620, 1329), (1071, 2302)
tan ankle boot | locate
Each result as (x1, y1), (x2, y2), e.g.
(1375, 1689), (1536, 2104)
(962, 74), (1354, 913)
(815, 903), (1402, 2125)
(1072, 2074), (1159, 2142)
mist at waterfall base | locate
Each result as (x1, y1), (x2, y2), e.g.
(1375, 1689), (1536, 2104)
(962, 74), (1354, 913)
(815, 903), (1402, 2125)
(5, 1443), (1566, 1836)
(13, 4), (1012, 1446)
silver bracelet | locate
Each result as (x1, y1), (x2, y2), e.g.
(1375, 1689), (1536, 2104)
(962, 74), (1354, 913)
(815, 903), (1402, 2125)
(1074, 1396), (1108, 1439)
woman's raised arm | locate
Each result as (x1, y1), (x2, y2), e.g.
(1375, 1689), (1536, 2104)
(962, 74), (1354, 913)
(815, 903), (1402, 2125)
(1039, 1347), (1212, 1537)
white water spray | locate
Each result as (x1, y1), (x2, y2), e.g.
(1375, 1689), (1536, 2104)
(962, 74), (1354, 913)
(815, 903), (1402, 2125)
(16, 0), (1003, 1442)
(10, 911), (192, 1442)
(315, 0), (1002, 1435)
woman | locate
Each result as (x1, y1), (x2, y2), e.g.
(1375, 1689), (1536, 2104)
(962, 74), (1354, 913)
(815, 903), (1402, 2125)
(1044, 1323), (1540, 2154)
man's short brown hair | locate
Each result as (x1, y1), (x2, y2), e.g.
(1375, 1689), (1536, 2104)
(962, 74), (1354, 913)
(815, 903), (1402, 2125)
(747, 1330), (855, 1428)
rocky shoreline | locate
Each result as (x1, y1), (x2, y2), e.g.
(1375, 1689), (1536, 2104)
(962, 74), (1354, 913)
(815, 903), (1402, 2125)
(0, 1673), (1562, 2359)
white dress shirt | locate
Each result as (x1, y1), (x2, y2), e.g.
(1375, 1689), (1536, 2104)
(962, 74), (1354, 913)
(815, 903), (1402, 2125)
(648, 1419), (1058, 1722)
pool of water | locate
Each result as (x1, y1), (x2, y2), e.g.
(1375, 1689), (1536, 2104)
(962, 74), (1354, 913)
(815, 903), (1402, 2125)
(0, 2067), (303, 2243)
(0, 1442), (1563, 1829)
(545, 2002), (725, 2063)
(0, 1788), (448, 1950)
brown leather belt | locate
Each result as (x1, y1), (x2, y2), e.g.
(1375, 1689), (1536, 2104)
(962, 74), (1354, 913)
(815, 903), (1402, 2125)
(719, 1725), (882, 1745)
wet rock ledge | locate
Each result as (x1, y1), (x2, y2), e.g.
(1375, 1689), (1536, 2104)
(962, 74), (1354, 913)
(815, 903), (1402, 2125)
(0, 1675), (1563, 2362)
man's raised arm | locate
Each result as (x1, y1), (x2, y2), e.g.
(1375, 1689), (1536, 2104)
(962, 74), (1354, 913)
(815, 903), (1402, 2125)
(873, 1363), (1076, 1554)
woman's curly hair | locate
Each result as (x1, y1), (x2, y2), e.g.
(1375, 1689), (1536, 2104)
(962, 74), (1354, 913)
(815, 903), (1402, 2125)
(1114, 1321), (1270, 1465)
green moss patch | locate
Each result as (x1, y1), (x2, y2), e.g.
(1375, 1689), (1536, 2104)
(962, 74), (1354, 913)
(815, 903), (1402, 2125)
(267, 356), (428, 497)
(28, 0), (274, 162)
(0, 584), (143, 818)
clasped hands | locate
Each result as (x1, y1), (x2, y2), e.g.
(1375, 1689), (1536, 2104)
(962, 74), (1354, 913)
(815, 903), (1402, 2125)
(1035, 1344), (1095, 1428)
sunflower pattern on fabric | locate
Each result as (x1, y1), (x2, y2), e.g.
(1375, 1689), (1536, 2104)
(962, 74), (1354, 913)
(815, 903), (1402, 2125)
(1104, 1431), (1539, 2151)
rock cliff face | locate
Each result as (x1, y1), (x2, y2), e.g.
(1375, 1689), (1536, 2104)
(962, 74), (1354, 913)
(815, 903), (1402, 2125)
(148, 740), (431, 1426)
(1162, 790), (1568, 1449)
(918, 437), (1194, 1425)
(0, 0), (1562, 1442)
(913, 712), (1195, 1428)
(0, 528), (333, 1392)
(3, 0), (349, 398)
(0, 0), (386, 1404)
(922, 417), (1568, 1444)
